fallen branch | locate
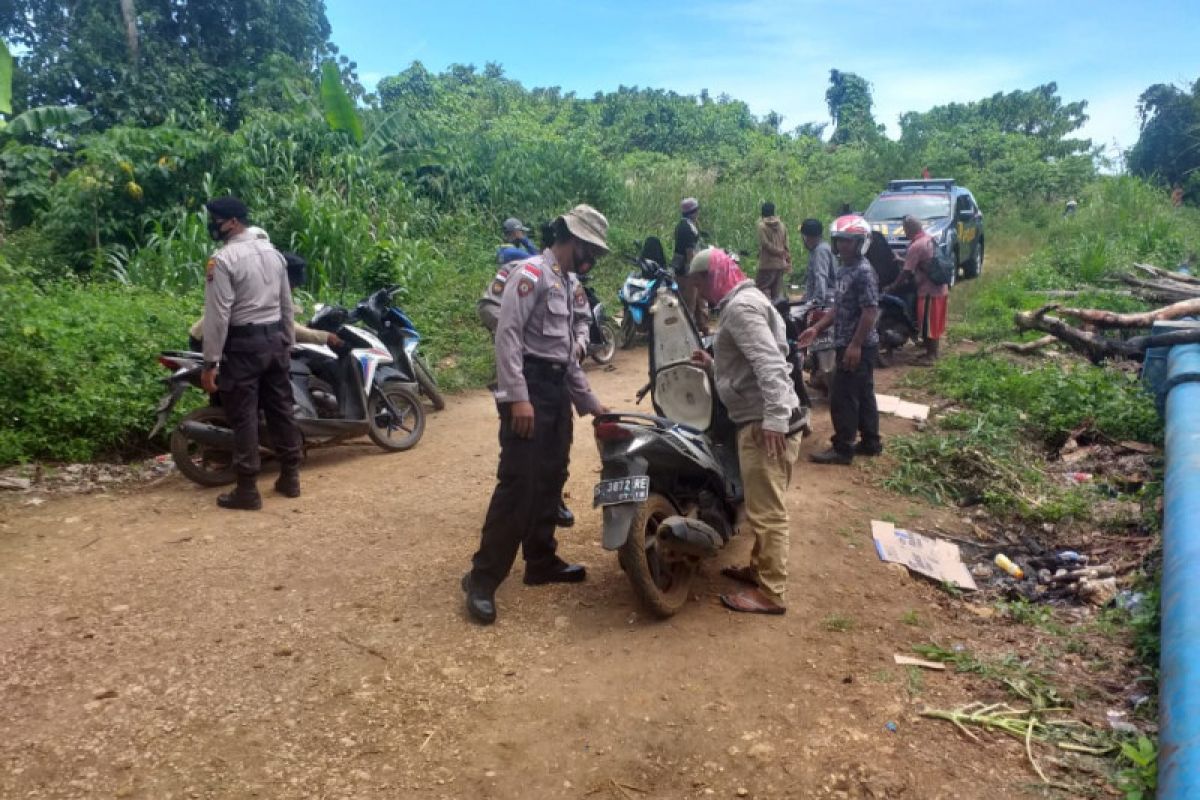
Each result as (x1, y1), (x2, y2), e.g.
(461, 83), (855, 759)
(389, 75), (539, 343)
(1000, 335), (1058, 354)
(1014, 305), (1200, 362)
(1120, 274), (1200, 303)
(1134, 262), (1200, 286)
(1055, 296), (1200, 328)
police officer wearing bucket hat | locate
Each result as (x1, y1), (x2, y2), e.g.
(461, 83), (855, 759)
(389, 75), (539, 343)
(462, 205), (612, 625)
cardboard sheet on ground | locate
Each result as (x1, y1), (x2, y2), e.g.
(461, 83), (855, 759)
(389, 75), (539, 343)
(875, 393), (929, 421)
(871, 520), (977, 590)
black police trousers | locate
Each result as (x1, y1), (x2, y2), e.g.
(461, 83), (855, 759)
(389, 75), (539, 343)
(218, 323), (303, 478)
(471, 358), (573, 592)
(829, 345), (881, 456)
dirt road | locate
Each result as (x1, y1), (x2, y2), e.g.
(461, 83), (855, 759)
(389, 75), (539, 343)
(1, 350), (1045, 799)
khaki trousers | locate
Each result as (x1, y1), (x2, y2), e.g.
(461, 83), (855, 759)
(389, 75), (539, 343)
(679, 274), (710, 332)
(736, 423), (801, 604)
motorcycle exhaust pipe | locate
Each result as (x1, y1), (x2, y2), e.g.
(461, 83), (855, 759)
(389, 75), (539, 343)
(177, 419), (236, 449)
(656, 516), (723, 559)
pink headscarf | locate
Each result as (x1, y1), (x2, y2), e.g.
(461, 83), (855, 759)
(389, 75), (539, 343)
(704, 248), (748, 305)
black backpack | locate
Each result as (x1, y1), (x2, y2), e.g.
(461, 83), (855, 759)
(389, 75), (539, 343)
(927, 248), (955, 286)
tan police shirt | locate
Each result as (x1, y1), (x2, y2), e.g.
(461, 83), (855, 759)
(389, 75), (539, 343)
(493, 251), (601, 414)
(202, 229), (294, 364)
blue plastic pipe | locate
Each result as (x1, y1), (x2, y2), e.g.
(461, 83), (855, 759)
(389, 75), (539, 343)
(1158, 342), (1200, 796)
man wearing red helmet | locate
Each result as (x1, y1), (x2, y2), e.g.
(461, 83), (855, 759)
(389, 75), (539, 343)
(798, 215), (882, 465)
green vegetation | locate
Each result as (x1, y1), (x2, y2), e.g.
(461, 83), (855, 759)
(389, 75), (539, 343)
(0, 3), (1195, 485)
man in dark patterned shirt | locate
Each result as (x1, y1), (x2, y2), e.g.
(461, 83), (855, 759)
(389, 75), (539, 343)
(798, 215), (881, 465)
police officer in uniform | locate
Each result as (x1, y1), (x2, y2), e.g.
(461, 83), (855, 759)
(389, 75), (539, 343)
(462, 205), (611, 625)
(477, 237), (592, 529)
(199, 197), (304, 510)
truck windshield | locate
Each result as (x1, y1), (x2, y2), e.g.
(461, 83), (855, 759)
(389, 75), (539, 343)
(864, 193), (952, 222)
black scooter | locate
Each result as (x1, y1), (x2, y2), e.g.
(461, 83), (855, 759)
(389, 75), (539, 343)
(592, 276), (742, 618)
(579, 272), (618, 365)
(353, 286), (446, 411)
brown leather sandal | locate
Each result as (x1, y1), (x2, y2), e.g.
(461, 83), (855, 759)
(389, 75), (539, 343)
(720, 589), (786, 615)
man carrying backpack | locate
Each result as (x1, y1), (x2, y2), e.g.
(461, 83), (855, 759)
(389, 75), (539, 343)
(884, 215), (948, 363)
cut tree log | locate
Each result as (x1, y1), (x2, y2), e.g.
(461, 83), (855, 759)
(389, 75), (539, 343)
(1134, 262), (1200, 286)
(1055, 297), (1200, 328)
(1120, 275), (1200, 304)
(1013, 305), (1200, 362)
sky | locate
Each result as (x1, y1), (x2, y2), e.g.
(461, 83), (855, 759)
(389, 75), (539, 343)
(326, 0), (1199, 165)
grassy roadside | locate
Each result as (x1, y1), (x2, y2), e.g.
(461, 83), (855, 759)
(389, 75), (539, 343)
(873, 180), (1197, 797)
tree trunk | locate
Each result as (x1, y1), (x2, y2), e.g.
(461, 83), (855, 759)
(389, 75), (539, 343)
(1134, 262), (1200, 286)
(1055, 297), (1200, 328)
(120, 0), (139, 66)
(1013, 304), (1200, 362)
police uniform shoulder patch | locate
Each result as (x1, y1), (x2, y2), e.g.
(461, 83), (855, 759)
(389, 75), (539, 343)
(491, 279), (505, 296)
(574, 285), (587, 305)
(517, 278), (535, 297)
(205, 258), (217, 282)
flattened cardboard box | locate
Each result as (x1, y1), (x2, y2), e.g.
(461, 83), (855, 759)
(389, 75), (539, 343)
(871, 520), (977, 590)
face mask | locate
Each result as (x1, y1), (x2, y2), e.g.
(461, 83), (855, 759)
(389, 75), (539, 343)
(207, 219), (227, 242)
(574, 240), (598, 273)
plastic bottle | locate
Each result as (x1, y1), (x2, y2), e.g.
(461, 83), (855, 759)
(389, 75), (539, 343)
(994, 554), (1025, 580)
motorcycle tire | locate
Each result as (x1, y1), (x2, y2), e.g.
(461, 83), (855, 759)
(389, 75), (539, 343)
(617, 492), (696, 618)
(412, 353), (446, 411)
(591, 321), (618, 365)
(367, 382), (426, 451)
(170, 406), (238, 487)
(620, 314), (638, 350)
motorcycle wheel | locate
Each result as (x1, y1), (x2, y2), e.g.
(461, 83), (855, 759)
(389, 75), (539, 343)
(413, 353), (446, 411)
(170, 406), (237, 487)
(367, 382), (426, 451)
(618, 492), (695, 618)
(591, 321), (618, 365)
(620, 314), (638, 350)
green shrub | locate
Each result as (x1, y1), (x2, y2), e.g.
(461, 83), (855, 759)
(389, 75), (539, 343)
(923, 353), (1162, 447)
(0, 280), (197, 463)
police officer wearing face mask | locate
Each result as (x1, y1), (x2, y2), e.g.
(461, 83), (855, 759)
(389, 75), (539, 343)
(462, 205), (611, 625)
(200, 196), (304, 510)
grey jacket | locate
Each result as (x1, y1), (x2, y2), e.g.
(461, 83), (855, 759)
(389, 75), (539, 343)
(712, 281), (799, 434)
(804, 240), (837, 306)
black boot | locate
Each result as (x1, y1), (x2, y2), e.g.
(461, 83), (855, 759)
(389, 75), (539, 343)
(462, 572), (496, 624)
(274, 468), (301, 498)
(217, 475), (262, 510)
(555, 499), (575, 528)
(809, 448), (853, 466)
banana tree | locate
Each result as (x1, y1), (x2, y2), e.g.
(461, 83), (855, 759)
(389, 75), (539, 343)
(0, 40), (92, 242)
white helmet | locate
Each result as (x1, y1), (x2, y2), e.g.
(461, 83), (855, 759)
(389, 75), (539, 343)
(830, 214), (871, 256)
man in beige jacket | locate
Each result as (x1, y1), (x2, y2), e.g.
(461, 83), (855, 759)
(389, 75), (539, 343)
(690, 247), (804, 615)
(755, 202), (791, 302)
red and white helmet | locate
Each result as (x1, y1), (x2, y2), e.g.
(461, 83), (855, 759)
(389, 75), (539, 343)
(830, 214), (871, 256)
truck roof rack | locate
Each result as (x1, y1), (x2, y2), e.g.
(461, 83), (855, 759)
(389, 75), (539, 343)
(885, 179), (956, 191)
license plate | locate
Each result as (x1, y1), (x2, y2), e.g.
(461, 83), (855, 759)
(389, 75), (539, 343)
(593, 475), (650, 507)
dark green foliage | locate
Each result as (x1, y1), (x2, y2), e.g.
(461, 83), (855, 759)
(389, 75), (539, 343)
(1128, 79), (1200, 201)
(826, 70), (881, 145)
(0, 280), (196, 463)
(1, 0), (331, 128)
